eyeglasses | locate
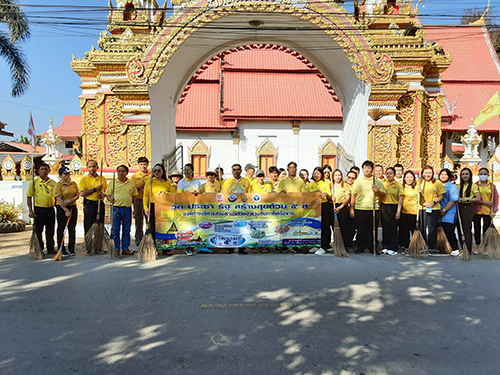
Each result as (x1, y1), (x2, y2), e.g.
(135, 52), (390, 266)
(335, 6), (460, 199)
(346, 176), (354, 179)
(153, 169), (162, 173)
(232, 168), (241, 171)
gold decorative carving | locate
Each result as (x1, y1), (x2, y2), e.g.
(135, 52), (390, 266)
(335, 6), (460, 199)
(487, 154), (500, 179)
(397, 92), (416, 170)
(318, 139), (338, 166)
(105, 96), (127, 167)
(440, 154), (454, 171)
(188, 139), (211, 166)
(83, 100), (101, 162)
(256, 138), (279, 156)
(291, 121), (300, 135)
(20, 155), (33, 178)
(2, 154), (16, 178)
(127, 125), (147, 167)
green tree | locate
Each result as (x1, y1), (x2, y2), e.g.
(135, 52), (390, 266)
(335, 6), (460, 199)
(461, 7), (500, 55)
(14, 134), (41, 146)
(0, 0), (30, 97)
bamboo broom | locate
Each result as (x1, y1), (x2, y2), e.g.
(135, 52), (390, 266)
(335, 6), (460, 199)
(85, 158), (105, 255)
(137, 173), (157, 262)
(372, 174), (377, 258)
(106, 172), (118, 259)
(332, 181), (347, 257)
(478, 168), (500, 260)
(408, 177), (428, 258)
(29, 162), (43, 260)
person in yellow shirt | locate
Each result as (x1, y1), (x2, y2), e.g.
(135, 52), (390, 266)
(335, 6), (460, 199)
(332, 169), (353, 249)
(277, 162), (307, 193)
(79, 159), (108, 236)
(244, 163), (257, 185)
(278, 168), (286, 180)
(202, 168), (221, 193)
(299, 169), (310, 188)
(132, 157), (151, 249)
(268, 166), (280, 192)
(221, 164), (251, 194)
(374, 164), (386, 182)
(169, 170), (183, 192)
(457, 167), (481, 254)
(349, 160), (386, 254)
(398, 170), (419, 250)
(419, 165), (446, 253)
(252, 169), (272, 193)
(473, 167), (499, 247)
(307, 167), (332, 254)
(27, 163), (57, 255)
(215, 166), (224, 185)
(53, 166), (79, 257)
(380, 167), (402, 254)
(105, 165), (138, 256)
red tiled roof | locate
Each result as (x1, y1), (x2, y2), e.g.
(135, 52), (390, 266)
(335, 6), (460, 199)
(222, 72), (342, 119)
(195, 59), (220, 81)
(425, 26), (500, 82)
(442, 82), (500, 132)
(452, 143), (465, 153)
(39, 115), (82, 138)
(224, 47), (313, 72)
(4, 141), (48, 154)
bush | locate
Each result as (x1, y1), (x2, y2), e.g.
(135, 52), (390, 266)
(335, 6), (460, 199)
(0, 199), (22, 223)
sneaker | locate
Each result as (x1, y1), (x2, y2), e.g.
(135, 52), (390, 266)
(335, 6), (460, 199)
(308, 248), (316, 253)
(450, 250), (460, 257)
(315, 248), (326, 255)
(61, 252), (70, 258)
(428, 249), (435, 256)
(185, 249), (194, 256)
(69, 252), (76, 256)
(381, 249), (389, 254)
(387, 250), (397, 255)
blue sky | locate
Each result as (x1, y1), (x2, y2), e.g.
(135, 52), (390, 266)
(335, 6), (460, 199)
(0, 0), (497, 141)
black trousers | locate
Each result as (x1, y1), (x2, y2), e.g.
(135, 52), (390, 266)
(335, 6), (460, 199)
(83, 198), (105, 235)
(34, 206), (55, 252)
(56, 205), (78, 253)
(419, 210), (440, 249)
(399, 213), (416, 248)
(354, 209), (380, 252)
(441, 221), (458, 251)
(473, 214), (492, 245)
(335, 204), (353, 247)
(381, 204), (399, 251)
(148, 203), (156, 243)
(457, 203), (475, 253)
(321, 202), (333, 250)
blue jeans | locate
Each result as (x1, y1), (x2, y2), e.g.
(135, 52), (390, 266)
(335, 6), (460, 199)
(112, 206), (132, 251)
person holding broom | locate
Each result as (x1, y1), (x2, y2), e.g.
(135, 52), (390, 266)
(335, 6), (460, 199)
(307, 167), (332, 255)
(27, 163), (57, 256)
(457, 167), (481, 255)
(132, 157), (151, 251)
(105, 165), (138, 256)
(332, 169), (353, 250)
(438, 169), (460, 256)
(398, 170), (419, 252)
(419, 165), (445, 255)
(349, 160), (386, 254)
(381, 167), (402, 255)
(144, 163), (174, 255)
(79, 159), (108, 237)
(53, 166), (79, 257)
(473, 167), (499, 247)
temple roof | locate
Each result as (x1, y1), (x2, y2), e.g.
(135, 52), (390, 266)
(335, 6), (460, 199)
(39, 115), (82, 138)
(0, 121), (13, 137)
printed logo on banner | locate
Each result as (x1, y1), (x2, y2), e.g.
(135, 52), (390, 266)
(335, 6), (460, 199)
(216, 193), (224, 202)
(199, 221), (213, 230)
(252, 194), (262, 202)
(209, 234), (246, 247)
(233, 220), (247, 228)
(228, 193), (237, 202)
(176, 230), (194, 240)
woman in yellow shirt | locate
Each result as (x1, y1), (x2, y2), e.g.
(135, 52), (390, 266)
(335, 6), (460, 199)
(332, 169), (353, 249)
(473, 167), (499, 247)
(457, 167), (481, 254)
(201, 169), (221, 193)
(398, 170), (418, 250)
(144, 163), (174, 250)
(381, 167), (402, 254)
(419, 165), (445, 253)
(307, 167), (332, 254)
(252, 169), (272, 193)
(323, 165), (333, 190)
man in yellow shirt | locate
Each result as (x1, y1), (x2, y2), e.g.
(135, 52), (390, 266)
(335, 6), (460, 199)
(105, 165), (138, 255)
(244, 163), (257, 185)
(131, 157), (150, 249)
(276, 162), (306, 193)
(202, 168), (221, 193)
(350, 160), (386, 254)
(221, 164), (251, 193)
(252, 169), (272, 193)
(79, 159), (108, 236)
(27, 163), (57, 255)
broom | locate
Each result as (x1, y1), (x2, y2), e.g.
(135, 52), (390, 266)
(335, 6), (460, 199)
(85, 158), (105, 255)
(106, 172), (118, 259)
(53, 213), (72, 261)
(408, 178), (427, 258)
(29, 167), (44, 260)
(372, 174), (377, 258)
(137, 173), (157, 262)
(456, 202), (469, 262)
(478, 170), (500, 260)
(331, 182), (347, 257)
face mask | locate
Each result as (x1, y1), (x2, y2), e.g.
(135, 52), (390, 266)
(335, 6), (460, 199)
(479, 175), (488, 182)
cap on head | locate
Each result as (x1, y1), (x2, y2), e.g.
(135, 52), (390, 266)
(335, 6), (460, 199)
(255, 169), (265, 177)
(58, 166), (71, 175)
(245, 163), (256, 171)
(169, 170), (183, 177)
(206, 168), (216, 175)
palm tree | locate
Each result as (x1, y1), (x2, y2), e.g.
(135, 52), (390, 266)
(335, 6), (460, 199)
(0, 0), (30, 97)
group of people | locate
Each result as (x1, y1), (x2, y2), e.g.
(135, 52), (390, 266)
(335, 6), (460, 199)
(27, 156), (498, 258)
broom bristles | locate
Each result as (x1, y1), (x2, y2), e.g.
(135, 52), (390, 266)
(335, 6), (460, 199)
(332, 226), (348, 257)
(104, 229), (119, 259)
(52, 249), (63, 261)
(478, 225), (500, 260)
(435, 226), (452, 254)
(29, 231), (44, 260)
(136, 233), (157, 262)
(408, 228), (427, 258)
(85, 220), (105, 255)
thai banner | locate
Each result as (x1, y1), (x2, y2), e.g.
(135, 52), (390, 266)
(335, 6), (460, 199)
(154, 192), (322, 249)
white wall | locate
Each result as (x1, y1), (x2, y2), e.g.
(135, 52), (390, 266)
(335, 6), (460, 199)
(0, 181), (30, 221)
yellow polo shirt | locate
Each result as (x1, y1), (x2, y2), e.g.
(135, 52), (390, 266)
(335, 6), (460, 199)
(333, 183), (351, 204)
(459, 183), (479, 200)
(352, 176), (385, 210)
(202, 180), (221, 193)
(221, 177), (251, 193)
(105, 178), (138, 208)
(53, 181), (79, 206)
(132, 171), (151, 200)
(79, 174), (108, 201)
(402, 185), (419, 215)
(244, 176), (257, 185)
(307, 180), (330, 203)
(252, 182), (272, 194)
(477, 182), (493, 215)
(420, 180), (446, 210)
(27, 177), (57, 208)
(383, 181), (403, 205)
(143, 178), (174, 206)
(277, 176), (307, 193)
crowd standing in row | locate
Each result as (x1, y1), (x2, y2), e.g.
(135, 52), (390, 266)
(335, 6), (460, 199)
(27, 157), (498, 258)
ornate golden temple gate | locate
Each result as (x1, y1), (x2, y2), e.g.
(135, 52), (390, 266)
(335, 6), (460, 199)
(72, 0), (450, 171)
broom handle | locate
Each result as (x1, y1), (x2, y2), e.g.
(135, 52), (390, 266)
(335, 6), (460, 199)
(111, 172), (115, 233)
(373, 174), (376, 258)
(58, 211), (72, 251)
(97, 158), (103, 218)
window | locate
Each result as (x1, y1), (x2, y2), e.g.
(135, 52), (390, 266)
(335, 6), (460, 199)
(65, 141), (74, 149)
(259, 155), (275, 177)
(321, 155), (336, 168)
(191, 155), (207, 178)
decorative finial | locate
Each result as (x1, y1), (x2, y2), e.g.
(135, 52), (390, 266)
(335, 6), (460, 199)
(50, 117), (53, 128)
(109, 0), (113, 9)
(470, 0), (490, 26)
